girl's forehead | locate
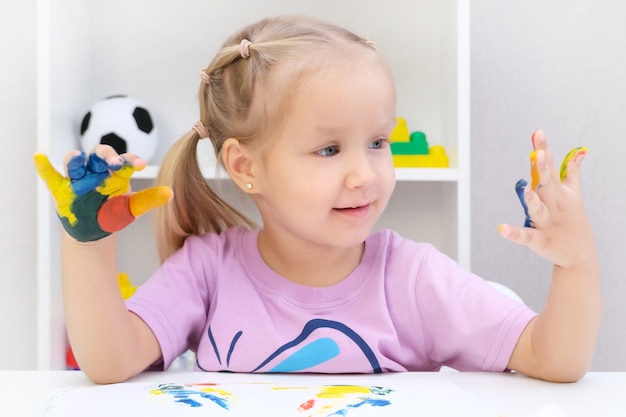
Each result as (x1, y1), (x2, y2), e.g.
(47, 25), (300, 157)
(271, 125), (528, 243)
(249, 50), (395, 148)
(283, 64), (395, 130)
(294, 56), (394, 103)
(294, 50), (390, 88)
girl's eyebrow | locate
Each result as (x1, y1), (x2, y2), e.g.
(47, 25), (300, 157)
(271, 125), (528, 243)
(313, 120), (397, 135)
(312, 124), (343, 134)
(384, 120), (397, 132)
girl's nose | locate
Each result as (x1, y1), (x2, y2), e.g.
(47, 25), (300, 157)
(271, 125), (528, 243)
(344, 154), (378, 190)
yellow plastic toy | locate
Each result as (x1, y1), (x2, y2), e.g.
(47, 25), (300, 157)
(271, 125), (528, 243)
(392, 145), (449, 168)
(389, 117), (410, 143)
(117, 272), (138, 299)
(389, 117), (449, 168)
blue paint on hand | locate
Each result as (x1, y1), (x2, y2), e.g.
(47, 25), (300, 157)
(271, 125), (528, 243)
(67, 152), (111, 197)
(515, 179), (533, 228)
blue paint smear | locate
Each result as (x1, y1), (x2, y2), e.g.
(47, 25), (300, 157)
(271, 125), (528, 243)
(67, 152), (119, 197)
(368, 386), (394, 396)
(200, 392), (230, 409)
(352, 398), (392, 408)
(515, 179), (533, 228)
(176, 398), (202, 407)
(156, 386), (231, 409)
(328, 398), (392, 416)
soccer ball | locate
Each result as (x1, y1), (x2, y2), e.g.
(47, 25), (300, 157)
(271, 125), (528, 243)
(80, 95), (158, 162)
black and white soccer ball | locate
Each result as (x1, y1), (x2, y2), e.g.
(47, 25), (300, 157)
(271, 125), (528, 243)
(80, 95), (158, 162)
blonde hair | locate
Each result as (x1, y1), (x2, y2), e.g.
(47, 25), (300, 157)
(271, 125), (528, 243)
(154, 15), (379, 262)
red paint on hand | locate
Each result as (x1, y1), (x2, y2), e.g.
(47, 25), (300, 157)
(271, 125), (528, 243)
(97, 195), (135, 233)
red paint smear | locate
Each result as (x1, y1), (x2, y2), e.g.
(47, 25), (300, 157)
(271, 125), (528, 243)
(298, 399), (315, 411)
(98, 195), (134, 232)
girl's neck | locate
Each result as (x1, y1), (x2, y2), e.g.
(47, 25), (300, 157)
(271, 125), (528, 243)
(256, 229), (365, 287)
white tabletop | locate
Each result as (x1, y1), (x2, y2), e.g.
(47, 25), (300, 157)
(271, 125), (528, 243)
(0, 370), (623, 416)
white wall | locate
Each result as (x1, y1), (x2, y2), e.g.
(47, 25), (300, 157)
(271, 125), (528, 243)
(471, 0), (626, 371)
(0, 0), (38, 369)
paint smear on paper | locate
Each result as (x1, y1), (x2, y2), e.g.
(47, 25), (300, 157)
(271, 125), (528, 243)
(274, 384), (394, 416)
(151, 383), (238, 409)
(149, 383), (394, 416)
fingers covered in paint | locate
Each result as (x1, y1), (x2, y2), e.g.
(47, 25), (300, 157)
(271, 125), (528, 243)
(559, 146), (587, 189)
(34, 148), (172, 242)
(96, 186), (172, 233)
(129, 186), (173, 218)
(502, 130), (592, 268)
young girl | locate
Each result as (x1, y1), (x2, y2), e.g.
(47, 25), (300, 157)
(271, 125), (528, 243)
(35, 15), (600, 384)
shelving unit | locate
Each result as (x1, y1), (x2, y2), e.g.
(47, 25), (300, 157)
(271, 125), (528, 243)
(131, 165), (461, 182)
(36, 0), (469, 370)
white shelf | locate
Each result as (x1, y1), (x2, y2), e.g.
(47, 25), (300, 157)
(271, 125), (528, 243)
(133, 166), (459, 182)
(37, 0), (470, 370)
(394, 168), (459, 182)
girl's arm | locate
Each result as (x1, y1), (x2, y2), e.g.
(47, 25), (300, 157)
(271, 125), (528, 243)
(501, 130), (601, 382)
(35, 147), (171, 383)
(62, 232), (162, 383)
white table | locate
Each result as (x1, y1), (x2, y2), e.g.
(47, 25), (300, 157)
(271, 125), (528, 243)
(0, 370), (623, 416)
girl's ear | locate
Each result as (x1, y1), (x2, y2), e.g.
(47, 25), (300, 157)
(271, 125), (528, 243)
(221, 138), (257, 193)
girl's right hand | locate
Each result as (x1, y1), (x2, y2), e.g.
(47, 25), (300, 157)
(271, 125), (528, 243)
(34, 145), (173, 242)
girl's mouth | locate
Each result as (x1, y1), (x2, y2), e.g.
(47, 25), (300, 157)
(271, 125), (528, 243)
(334, 204), (371, 216)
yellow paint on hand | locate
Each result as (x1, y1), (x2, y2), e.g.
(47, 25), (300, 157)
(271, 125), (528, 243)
(530, 150), (540, 190)
(33, 153), (77, 224)
(560, 147), (587, 181)
(129, 186), (173, 217)
(97, 165), (135, 197)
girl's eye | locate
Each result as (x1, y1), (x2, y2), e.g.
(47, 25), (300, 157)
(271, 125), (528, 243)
(316, 145), (339, 157)
(369, 138), (388, 149)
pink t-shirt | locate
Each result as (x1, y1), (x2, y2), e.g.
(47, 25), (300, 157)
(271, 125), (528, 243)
(126, 226), (536, 373)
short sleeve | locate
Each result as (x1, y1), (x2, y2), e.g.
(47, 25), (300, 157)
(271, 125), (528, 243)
(415, 248), (537, 371)
(125, 234), (214, 370)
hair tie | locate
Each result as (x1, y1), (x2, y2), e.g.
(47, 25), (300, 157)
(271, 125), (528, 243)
(199, 69), (210, 84)
(239, 39), (252, 59)
(365, 40), (377, 50)
(192, 120), (209, 139)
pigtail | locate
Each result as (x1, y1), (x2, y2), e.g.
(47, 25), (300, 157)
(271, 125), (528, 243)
(153, 129), (255, 262)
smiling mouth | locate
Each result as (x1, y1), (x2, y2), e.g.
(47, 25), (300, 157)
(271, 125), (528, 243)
(334, 203), (371, 212)
(332, 204), (372, 219)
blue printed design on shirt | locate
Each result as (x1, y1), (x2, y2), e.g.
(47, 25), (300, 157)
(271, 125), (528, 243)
(200, 319), (382, 373)
(268, 338), (339, 372)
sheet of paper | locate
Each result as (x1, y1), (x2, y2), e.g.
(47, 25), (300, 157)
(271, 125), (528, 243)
(45, 377), (498, 416)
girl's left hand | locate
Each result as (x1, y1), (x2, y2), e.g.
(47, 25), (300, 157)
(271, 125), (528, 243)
(499, 130), (593, 269)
